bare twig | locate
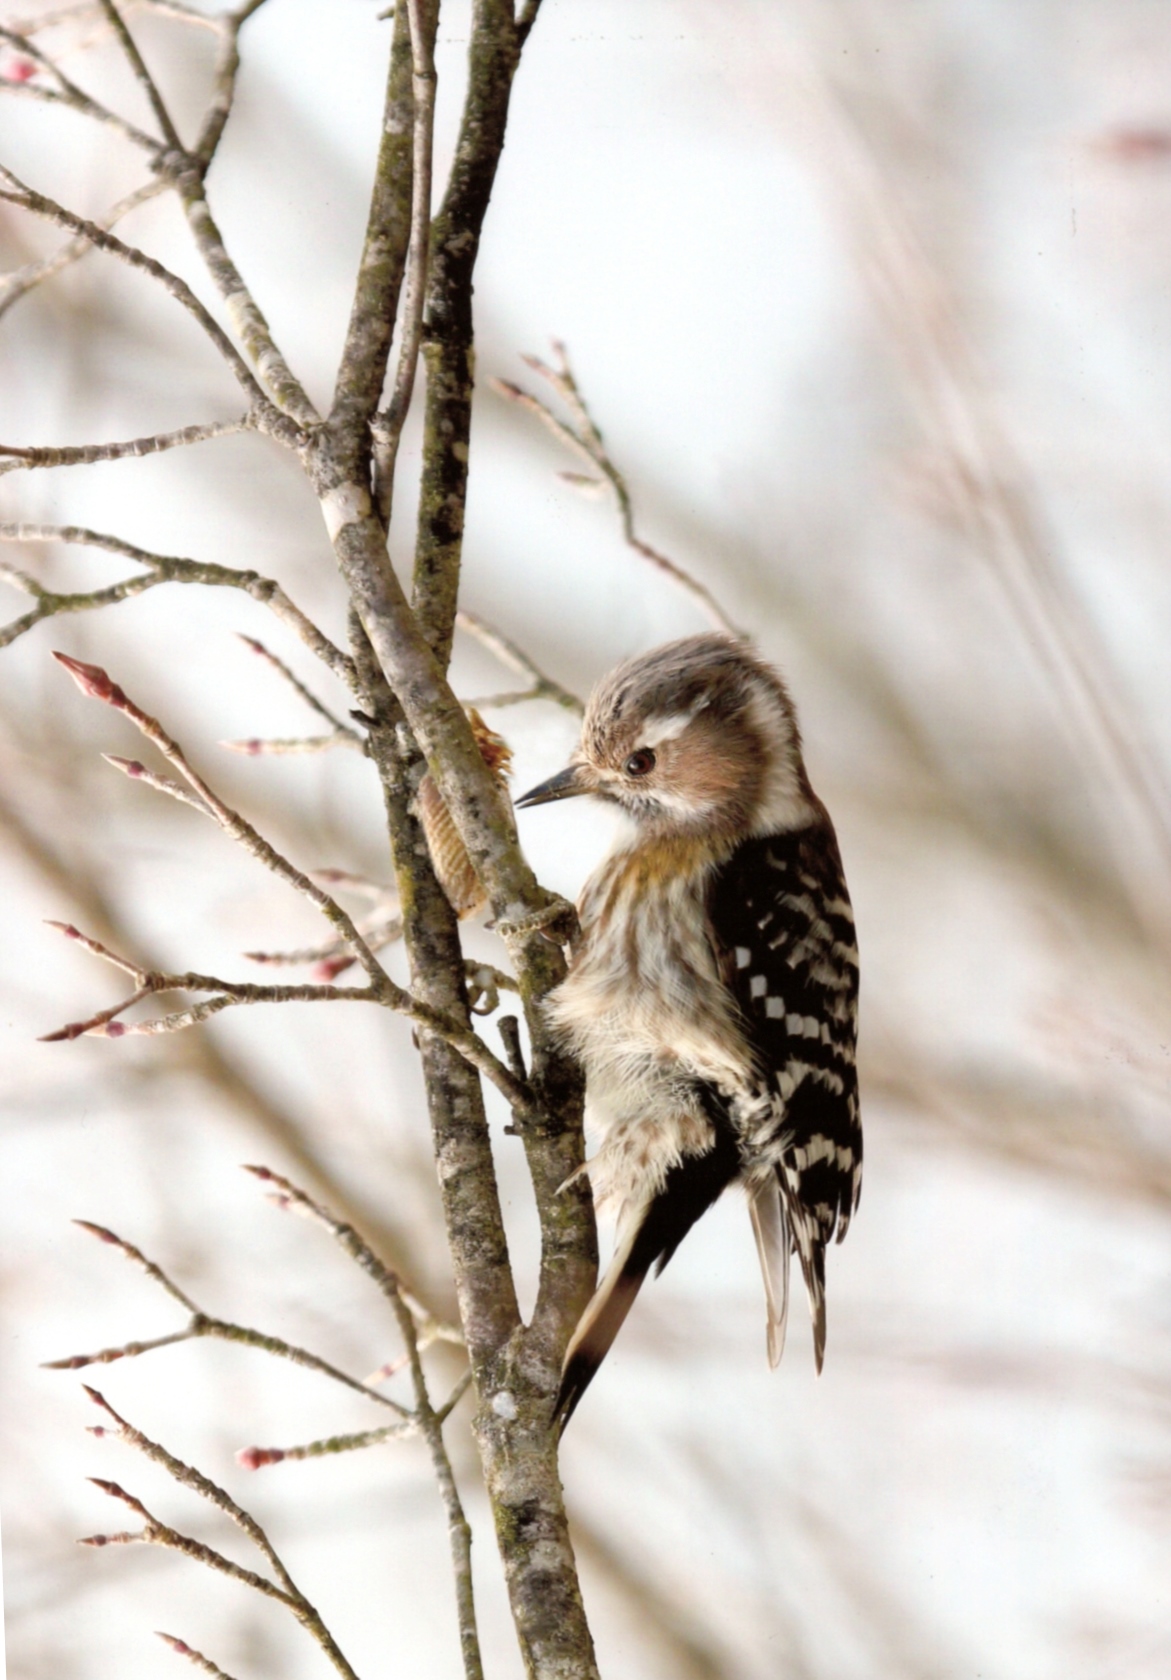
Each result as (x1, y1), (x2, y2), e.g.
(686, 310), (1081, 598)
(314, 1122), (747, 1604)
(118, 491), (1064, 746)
(456, 606), (583, 713)
(372, 0), (438, 521)
(51, 652), (389, 983)
(0, 178), (165, 322)
(243, 1164), (462, 1344)
(235, 632), (360, 739)
(0, 417), (254, 476)
(495, 341), (742, 638)
(191, 0), (273, 166)
(0, 523), (353, 682)
(243, 1166), (481, 1680)
(102, 754), (214, 815)
(237, 1421), (417, 1467)
(243, 913), (403, 976)
(515, 0), (544, 48)
(394, 1263), (483, 1680)
(81, 1389), (361, 1680)
(91, 0), (321, 424)
(0, 21), (162, 152)
(0, 566), (160, 649)
(219, 731), (363, 756)
(95, 0), (183, 150)
(156, 1632), (243, 1680)
(46, 1225), (412, 1417)
(0, 774), (435, 1297)
(40, 779), (526, 1102)
(0, 168), (274, 413)
(68, 1218), (199, 1311)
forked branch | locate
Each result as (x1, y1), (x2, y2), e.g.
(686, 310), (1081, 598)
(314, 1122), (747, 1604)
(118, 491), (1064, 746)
(495, 340), (742, 638)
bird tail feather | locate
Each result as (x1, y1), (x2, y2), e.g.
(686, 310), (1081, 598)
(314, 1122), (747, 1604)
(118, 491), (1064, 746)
(779, 1161), (827, 1373)
(749, 1177), (790, 1369)
(555, 1205), (652, 1434)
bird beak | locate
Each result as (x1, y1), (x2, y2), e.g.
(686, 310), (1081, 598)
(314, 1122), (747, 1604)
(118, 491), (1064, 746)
(515, 764), (588, 809)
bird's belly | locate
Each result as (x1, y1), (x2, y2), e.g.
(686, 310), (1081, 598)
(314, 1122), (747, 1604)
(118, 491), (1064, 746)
(547, 961), (750, 1216)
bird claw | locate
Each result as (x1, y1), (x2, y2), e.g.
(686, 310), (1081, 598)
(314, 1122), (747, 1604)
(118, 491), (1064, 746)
(496, 894), (578, 950)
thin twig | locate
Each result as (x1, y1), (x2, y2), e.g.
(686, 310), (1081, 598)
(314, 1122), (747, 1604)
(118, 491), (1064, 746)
(0, 168), (271, 411)
(0, 522), (353, 682)
(52, 652), (388, 982)
(81, 1390), (361, 1680)
(156, 1632), (243, 1680)
(39, 919), (383, 1041)
(0, 416), (254, 476)
(103, 754), (214, 815)
(495, 340), (742, 637)
(96, 0), (183, 150)
(456, 606), (583, 713)
(1, 569), (161, 649)
(45, 1225), (413, 1415)
(515, 0), (544, 48)
(219, 731), (363, 756)
(242, 1167), (481, 1680)
(237, 1420), (418, 1468)
(391, 1246), (482, 1680)
(0, 21), (162, 151)
(40, 758), (526, 1103)
(372, 0), (437, 521)
(192, 0), (273, 166)
(235, 632), (362, 739)
(243, 912), (403, 975)
(0, 178), (165, 322)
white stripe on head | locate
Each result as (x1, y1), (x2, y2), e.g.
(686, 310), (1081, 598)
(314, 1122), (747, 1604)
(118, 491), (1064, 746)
(637, 700), (710, 749)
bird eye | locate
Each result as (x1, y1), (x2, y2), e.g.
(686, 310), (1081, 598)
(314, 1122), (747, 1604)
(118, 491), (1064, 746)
(625, 748), (656, 777)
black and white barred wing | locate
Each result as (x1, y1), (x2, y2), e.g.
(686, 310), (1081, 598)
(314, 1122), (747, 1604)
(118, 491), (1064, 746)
(707, 818), (861, 1370)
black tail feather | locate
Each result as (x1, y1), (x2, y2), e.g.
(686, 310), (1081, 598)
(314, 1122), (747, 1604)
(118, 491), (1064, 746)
(556, 1115), (740, 1432)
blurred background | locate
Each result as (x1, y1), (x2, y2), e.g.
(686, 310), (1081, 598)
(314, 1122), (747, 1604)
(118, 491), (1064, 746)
(2, 1), (1171, 1675)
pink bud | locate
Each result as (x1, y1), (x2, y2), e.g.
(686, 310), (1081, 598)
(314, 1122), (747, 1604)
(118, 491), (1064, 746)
(8, 57), (35, 82)
(103, 1021), (127, 1038)
(236, 1445), (284, 1470)
(52, 651), (126, 708)
(76, 1224), (121, 1246)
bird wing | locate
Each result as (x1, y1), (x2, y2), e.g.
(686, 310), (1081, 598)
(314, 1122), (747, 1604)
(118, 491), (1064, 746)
(706, 816), (862, 1366)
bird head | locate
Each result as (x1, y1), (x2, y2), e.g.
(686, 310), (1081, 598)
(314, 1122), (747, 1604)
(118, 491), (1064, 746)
(516, 634), (814, 840)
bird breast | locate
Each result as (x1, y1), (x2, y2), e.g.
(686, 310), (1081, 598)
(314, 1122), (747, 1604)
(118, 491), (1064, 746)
(547, 839), (753, 1112)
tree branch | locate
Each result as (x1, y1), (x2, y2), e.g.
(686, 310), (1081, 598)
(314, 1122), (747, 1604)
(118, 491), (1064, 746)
(80, 1389), (361, 1680)
(46, 661), (531, 1105)
(243, 1166), (482, 1680)
(0, 179), (165, 323)
(410, 0), (520, 667)
(96, 0), (183, 150)
(0, 169), (275, 414)
(330, 0), (417, 445)
(0, 522), (353, 682)
(457, 607), (584, 713)
(0, 416), (255, 476)
(496, 340), (742, 637)
(372, 0), (439, 523)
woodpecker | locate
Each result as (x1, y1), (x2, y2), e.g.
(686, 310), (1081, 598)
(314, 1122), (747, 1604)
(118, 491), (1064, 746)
(516, 634), (860, 1429)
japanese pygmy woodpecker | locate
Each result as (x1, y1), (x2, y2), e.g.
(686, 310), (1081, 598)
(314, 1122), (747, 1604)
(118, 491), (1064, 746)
(516, 633), (861, 1428)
